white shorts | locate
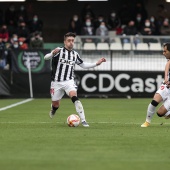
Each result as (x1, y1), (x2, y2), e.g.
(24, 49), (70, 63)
(156, 84), (170, 101)
(50, 80), (77, 101)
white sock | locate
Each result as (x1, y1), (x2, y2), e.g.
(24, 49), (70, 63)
(146, 103), (156, 123)
(74, 100), (86, 122)
(164, 111), (170, 117)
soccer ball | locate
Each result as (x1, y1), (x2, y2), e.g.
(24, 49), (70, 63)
(67, 114), (80, 127)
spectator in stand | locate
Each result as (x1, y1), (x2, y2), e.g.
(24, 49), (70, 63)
(5, 3), (17, 26)
(30, 31), (44, 49)
(81, 3), (95, 22)
(132, 2), (148, 23)
(141, 19), (157, 43)
(118, 3), (132, 25)
(160, 19), (170, 44)
(18, 37), (28, 50)
(95, 21), (109, 42)
(16, 4), (28, 24)
(28, 14), (43, 34)
(156, 4), (168, 26)
(81, 17), (95, 43)
(122, 20), (140, 44)
(160, 18), (170, 35)
(17, 21), (30, 43)
(10, 34), (19, 49)
(94, 14), (106, 32)
(0, 37), (10, 70)
(134, 13), (144, 33)
(7, 20), (17, 38)
(107, 10), (121, 31)
(0, 37), (6, 69)
(68, 14), (82, 35)
(149, 15), (160, 35)
(0, 24), (9, 43)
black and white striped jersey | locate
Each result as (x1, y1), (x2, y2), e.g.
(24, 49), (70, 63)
(51, 47), (83, 82)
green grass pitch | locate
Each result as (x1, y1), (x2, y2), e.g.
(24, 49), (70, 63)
(0, 98), (170, 170)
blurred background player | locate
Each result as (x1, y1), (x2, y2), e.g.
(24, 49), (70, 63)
(141, 43), (170, 127)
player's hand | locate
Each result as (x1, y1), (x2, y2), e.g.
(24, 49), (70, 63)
(96, 57), (106, 66)
(52, 48), (60, 56)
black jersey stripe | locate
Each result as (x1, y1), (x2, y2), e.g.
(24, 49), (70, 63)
(64, 51), (70, 80)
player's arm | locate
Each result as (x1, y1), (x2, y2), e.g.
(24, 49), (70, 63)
(164, 60), (170, 84)
(44, 47), (61, 60)
(79, 57), (106, 69)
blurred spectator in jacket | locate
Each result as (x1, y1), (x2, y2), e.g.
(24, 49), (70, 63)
(94, 15), (106, 32)
(17, 21), (30, 43)
(134, 13), (144, 33)
(160, 19), (170, 44)
(140, 19), (155, 35)
(141, 19), (157, 43)
(68, 14), (82, 35)
(81, 18), (95, 43)
(132, 2), (148, 22)
(30, 31), (44, 49)
(122, 20), (140, 44)
(118, 3), (132, 25)
(81, 3), (95, 22)
(16, 5), (28, 23)
(149, 15), (160, 35)
(0, 24), (9, 43)
(95, 21), (109, 42)
(28, 14), (43, 34)
(18, 37), (28, 50)
(107, 10), (121, 31)
(156, 4), (168, 26)
(5, 3), (17, 26)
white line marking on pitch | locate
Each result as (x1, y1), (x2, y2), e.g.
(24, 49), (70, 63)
(0, 121), (169, 125)
(0, 98), (34, 111)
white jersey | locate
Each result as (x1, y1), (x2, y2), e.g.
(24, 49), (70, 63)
(51, 47), (83, 82)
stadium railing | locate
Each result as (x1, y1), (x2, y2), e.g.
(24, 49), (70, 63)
(73, 35), (170, 71)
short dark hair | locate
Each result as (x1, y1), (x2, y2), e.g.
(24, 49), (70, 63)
(163, 43), (170, 51)
(64, 32), (76, 40)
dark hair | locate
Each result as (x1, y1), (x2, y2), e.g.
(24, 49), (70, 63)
(64, 32), (76, 40)
(163, 43), (170, 51)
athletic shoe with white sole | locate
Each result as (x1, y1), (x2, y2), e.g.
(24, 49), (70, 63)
(141, 121), (150, 127)
(164, 114), (170, 119)
(49, 110), (56, 118)
(82, 121), (89, 127)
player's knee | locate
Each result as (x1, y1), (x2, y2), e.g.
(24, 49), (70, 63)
(151, 100), (159, 107)
(157, 112), (164, 117)
(71, 96), (79, 103)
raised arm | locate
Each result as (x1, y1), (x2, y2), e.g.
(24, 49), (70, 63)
(44, 47), (61, 60)
(79, 57), (106, 69)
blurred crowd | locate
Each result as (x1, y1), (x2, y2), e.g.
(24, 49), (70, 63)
(0, 3), (44, 70)
(68, 3), (170, 43)
(1, 2), (170, 70)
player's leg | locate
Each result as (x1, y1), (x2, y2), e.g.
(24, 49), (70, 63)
(65, 80), (89, 127)
(141, 93), (162, 127)
(69, 91), (89, 127)
(157, 98), (170, 118)
(49, 81), (64, 118)
(141, 84), (168, 127)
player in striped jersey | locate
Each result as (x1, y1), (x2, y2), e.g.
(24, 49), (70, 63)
(141, 43), (170, 127)
(44, 32), (106, 127)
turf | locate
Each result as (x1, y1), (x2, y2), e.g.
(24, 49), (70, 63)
(0, 98), (170, 170)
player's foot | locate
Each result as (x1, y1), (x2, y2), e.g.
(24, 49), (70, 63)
(164, 114), (170, 119)
(82, 121), (89, 127)
(49, 110), (56, 118)
(141, 121), (150, 127)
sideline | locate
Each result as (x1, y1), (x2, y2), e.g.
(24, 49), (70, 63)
(0, 98), (34, 111)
